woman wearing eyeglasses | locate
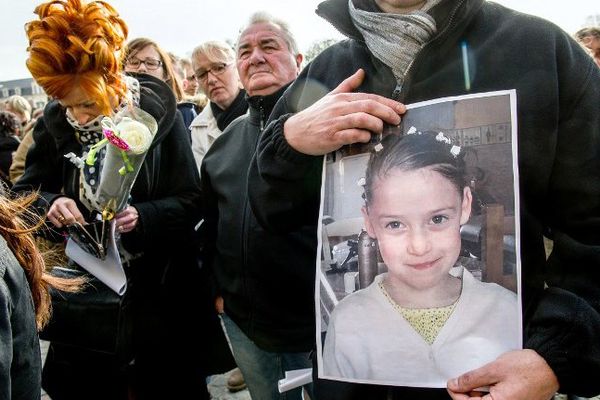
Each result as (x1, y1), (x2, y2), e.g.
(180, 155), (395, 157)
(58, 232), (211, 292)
(124, 37), (184, 101)
(189, 40), (248, 172)
(14, 1), (206, 399)
(125, 38), (203, 137)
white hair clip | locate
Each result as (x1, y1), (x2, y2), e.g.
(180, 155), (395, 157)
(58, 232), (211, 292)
(374, 143), (384, 152)
(450, 145), (461, 157)
(435, 132), (451, 144)
(406, 126), (418, 135)
(357, 177), (366, 187)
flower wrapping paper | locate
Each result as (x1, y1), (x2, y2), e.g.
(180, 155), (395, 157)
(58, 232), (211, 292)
(93, 106), (158, 214)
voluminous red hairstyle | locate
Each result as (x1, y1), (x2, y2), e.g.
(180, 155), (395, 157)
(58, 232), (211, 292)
(25, 0), (129, 116)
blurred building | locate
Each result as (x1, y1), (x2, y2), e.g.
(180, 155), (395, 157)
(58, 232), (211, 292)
(0, 78), (47, 109)
(584, 14), (600, 27)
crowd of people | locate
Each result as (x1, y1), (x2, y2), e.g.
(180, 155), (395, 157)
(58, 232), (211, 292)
(1, 0), (600, 399)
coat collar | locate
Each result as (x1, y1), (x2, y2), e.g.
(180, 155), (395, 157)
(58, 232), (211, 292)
(316, 0), (485, 45)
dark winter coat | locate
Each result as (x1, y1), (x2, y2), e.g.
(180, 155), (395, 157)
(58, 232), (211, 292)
(12, 72), (204, 397)
(0, 236), (41, 400)
(249, 0), (600, 397)
(0, 136), (19, 185)
(201, 85), (316, 353)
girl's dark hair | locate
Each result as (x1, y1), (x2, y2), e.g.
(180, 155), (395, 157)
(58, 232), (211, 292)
(0, 111), (20, 137)
(364, 131), (467, 205)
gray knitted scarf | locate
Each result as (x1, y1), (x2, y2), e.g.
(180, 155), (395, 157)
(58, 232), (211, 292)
(348, 0), (441, 88)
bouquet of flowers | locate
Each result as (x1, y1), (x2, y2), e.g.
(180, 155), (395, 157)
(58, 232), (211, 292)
(85, 106), (158, 219)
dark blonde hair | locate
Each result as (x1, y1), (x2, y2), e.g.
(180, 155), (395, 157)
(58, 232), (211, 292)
(25, 0), (129, 116)
(125, 37), (184, 101)
(4, 95), (32, 122)
(191, 40), (236, 66)
(575, 27), (600, 41)
(0, 192), (83, 329)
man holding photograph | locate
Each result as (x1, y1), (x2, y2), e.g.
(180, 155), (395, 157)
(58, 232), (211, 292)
(248, 0), (600, 399)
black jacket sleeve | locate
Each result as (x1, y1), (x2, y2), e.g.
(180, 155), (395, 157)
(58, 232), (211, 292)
(247, 54), (346, 234)
(122, 113), (201, 253)
(523, 43), (600, 396)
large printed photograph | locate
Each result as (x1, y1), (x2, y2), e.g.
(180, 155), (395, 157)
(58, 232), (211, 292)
(316, 90), (522, 388)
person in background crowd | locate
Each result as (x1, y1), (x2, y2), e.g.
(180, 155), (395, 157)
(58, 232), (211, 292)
(176, 57), (202, 134)
(9, 107), (43, 185)
(248, 0), (600, 399)
(4, 95), (32, 137)
(124, 37), (185, 101)
(0, 192), (81, 400)
(168, 51), (184, 78)
(190, 39), (250, 393)
(189, 40), (248, 171)
(15, 0), (205, 399)
(575, 27), (600, 67)
(180, 57), (200, 97)
(124, 38), (200, 137)
(201, 12), (308, 400)
(0, 111), (20, 186)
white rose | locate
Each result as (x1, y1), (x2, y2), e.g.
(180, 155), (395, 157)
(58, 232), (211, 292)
(117, 117), (153, 154)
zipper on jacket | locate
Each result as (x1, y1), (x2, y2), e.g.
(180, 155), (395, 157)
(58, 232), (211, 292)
(259, 100), (266, 131)
(391, 84), (403, 101)
(241, 114), (266, 334)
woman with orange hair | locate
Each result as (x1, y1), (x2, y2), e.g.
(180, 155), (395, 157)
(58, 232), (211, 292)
(14, 0), (205, 399)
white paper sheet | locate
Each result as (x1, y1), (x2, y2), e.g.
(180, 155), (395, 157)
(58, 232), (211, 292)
(277, 368), (313, 393)
(65, 219), (126, 295)
(316, 90), (523, 388)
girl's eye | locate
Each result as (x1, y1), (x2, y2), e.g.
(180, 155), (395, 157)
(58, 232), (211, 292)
(385, 221), (403, 230)
(431, 215), (449, 225)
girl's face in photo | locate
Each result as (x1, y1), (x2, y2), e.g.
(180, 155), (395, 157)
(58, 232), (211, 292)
(362, 166), (472, 293)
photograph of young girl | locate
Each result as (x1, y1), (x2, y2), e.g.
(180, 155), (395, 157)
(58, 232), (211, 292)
(317, 91), (521, 388)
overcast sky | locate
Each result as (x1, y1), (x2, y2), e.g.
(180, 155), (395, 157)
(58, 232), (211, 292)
(1, 0), (599, 81)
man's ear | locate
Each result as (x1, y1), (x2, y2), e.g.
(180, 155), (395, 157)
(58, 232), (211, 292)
(295, 53), (304, 71)
(460, 186), (473, 225)
(361, 205), (377, 238)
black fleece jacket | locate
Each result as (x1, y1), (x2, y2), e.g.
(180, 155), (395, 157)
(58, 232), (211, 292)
(249, 0), (600, 397)
(201, 84), (316, 353)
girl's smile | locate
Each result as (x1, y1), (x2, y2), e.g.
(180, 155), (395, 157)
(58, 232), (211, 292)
(362, 166), (472, 306)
